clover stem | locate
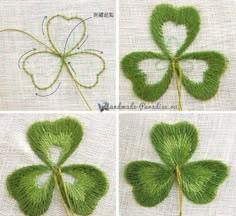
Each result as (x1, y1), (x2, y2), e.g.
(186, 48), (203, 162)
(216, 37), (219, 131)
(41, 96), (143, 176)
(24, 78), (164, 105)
(75, 83), (93, 111)
(57, 168), (75, 216)
(64, 61), (93, 111)
(176, 166), (183, 216)
(53, 171), (72, 216)
(0, 29), (55, 53)
(177, 62), (183, 111)
(172, 60), (183, 111)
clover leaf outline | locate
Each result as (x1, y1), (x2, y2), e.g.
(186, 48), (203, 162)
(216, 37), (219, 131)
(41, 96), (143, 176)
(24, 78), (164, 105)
(0, 15), (106, 110)
(125, 121), (229, 216)
(121, 4), (227, 110)
(7, 117), (108, 216)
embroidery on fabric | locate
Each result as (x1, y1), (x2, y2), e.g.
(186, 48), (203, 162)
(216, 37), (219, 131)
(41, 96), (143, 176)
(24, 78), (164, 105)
(7, 117), (108, 216)
(125, 121), (229, 216)
(0, 15), (106, 110)
(121, 4), (227, 110)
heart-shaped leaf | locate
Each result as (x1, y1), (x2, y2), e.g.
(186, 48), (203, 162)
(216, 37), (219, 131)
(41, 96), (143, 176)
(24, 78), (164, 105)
(66, 51), (105, 88)
(181, 160), (228, 203)
(121, 51), (172, 101)
(151, 4), (200, 58)
(179, 51), (227, 100)
(7, 165), (54, 216)
(57, 164), (108, 216)
(27, 117), (83, 168)
(151, 122), (198, 168)
(23, 51), (63, 90)
(47, 15), (86, 54)
(125, 161), (175, 207)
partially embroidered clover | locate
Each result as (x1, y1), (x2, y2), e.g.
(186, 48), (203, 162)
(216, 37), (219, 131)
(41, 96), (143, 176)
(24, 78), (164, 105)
(0, 15), (105, 110)
(7, 117), (108, 216)
(125, 122), (229, 216)
(121, 4), (227, 110)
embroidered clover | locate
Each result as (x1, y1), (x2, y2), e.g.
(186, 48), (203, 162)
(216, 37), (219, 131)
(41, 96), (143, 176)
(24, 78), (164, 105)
(125, 122), (229, 216)
(7, 117), (108, 216)
(0, 15), (105, 110)
(121, 4), (227, 110)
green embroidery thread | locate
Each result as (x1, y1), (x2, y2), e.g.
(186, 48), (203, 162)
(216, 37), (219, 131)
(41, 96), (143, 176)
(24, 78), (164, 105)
(121, 4), (227, 110)
(125, 122), (229, 216)
(6, 117), (108, 216)
(0, 15), (106, 111)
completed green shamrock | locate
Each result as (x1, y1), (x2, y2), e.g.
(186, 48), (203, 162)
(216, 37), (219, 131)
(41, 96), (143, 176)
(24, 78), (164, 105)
(125, 122), (228, 216)
(7, 117), (108, 216)
(121, 4), (227, 110)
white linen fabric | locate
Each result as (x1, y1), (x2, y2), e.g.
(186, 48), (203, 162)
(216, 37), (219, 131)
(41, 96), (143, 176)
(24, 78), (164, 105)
(119, 113), (236, 216)
(0, 0), (116, 111)
(119, 0), (236, 111)
(0, 113), (116, 216)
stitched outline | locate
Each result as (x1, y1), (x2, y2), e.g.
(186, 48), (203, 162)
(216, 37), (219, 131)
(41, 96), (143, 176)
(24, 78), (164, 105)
(22, 51), (64, 90)
(0, 14), (106, 111)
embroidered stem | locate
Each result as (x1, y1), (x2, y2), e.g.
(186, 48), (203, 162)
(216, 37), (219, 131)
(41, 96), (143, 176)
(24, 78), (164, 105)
(64, 60), (93, 111)
(176, 61), (183, 111)
(176, 166), (183, 216)
(53, 171), (72, 216)
(172, 60), (183, 111)
(57, 168), (75, 216)
(0, 29), (55, 53)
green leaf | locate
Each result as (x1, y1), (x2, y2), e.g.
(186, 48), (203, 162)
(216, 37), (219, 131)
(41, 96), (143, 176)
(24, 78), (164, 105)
(57, 165), (108, 216)
(151, 122), (198, 168)
(66, 51), (105, 89)
(151, 4), (200, 58)
(181, 160), (229, 204)
(179, 51), (227, 100)
(27, 117), (83, 168)
(46, 15), (86, 54)
(6, 165), (54, 216)
(22, 51), (63, 90)
(121, 51), (172, 101)
(125, 161), (175, 207)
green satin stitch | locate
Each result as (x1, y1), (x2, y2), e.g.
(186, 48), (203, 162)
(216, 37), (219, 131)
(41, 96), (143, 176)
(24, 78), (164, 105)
(121, 4), (227, 110)
(125, 121), (229, 216)
(7, 117), (108, 216)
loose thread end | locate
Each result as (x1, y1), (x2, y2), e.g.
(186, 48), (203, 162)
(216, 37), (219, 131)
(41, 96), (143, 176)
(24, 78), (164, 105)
(176, 166), (183, 216)
(53, 171), (71, 216)
(172, 60), (183, 111)
(75, 83), (93, 111)
(53, 167), (74, 216)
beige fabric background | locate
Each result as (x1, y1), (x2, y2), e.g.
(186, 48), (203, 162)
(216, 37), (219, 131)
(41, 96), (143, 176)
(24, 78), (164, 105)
(0, 113), (116, 215)
(120, 0), (236, 111)
(0, 0), (116, 111)
(120, 113), (236, 216)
